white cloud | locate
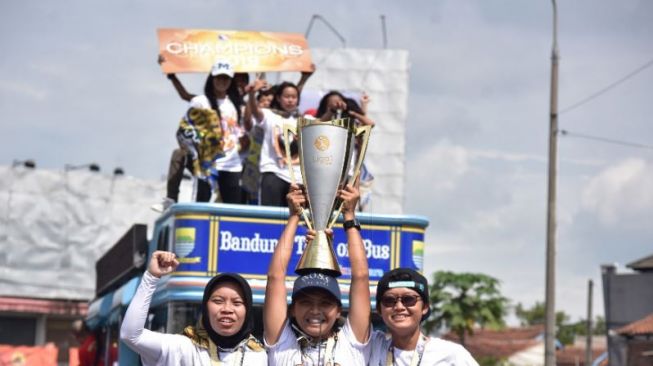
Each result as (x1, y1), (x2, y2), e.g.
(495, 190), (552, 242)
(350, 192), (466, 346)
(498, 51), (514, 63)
(0, 80), (48, 101)
(581, 158), (653, 227)
(410, 140), (470, 191)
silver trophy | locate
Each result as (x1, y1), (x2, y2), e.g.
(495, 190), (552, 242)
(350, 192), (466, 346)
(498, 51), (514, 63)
(283, 117), (372, 277)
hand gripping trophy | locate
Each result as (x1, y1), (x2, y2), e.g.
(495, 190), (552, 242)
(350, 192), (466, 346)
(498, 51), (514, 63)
(283, 116), (372, 277)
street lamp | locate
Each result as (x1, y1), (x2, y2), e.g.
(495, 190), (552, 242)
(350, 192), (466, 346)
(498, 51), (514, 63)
(11, 159), (36, 169)
(64, 163), (101, 172)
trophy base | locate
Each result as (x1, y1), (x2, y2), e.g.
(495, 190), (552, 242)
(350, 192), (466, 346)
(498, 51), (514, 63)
(295, 230), (342, 278)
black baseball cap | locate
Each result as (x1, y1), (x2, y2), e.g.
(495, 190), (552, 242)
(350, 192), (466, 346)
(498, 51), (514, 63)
(376, 268), (431, 321)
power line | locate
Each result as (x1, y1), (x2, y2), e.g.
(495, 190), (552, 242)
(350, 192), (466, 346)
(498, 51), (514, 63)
(560, 129), (653, 150)
(559, 56), (653, 115)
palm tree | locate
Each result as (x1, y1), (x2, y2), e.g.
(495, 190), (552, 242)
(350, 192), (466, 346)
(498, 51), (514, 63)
(424, 271), (508, 346)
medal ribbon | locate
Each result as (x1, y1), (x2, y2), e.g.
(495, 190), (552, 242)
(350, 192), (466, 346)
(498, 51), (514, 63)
(208, 338), (246, 366)
(385, 333), (428, 366)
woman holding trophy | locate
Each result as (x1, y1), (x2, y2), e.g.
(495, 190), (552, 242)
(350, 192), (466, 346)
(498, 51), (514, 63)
(263, 182), (371, 365)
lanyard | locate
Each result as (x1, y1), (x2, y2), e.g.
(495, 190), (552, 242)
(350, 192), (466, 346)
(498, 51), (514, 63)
(385, 334), (427, 366)
(297, 332), (338, 366)
(208, 340), (246, 366)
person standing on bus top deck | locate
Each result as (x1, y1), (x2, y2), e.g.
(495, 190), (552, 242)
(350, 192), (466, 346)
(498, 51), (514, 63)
(366, 268), (479, 366)
(263, 181), (371, 365)
(120, 251), (267, 365)
(243, 64), (315, 207)
(153, 59), (247, 211)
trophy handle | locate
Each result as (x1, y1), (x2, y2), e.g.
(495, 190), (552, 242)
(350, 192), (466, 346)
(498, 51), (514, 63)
(327, 124), (373, 228)
(348, 125), (373, 186)
(282, 122), (314, 231)
(282, 123), (297, 184)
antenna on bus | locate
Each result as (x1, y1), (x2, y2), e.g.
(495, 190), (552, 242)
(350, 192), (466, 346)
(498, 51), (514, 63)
(380, 15), (388, 48)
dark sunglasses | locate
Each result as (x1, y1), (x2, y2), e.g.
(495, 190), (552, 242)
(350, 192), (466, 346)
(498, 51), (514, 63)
(380, 295), (421, 308)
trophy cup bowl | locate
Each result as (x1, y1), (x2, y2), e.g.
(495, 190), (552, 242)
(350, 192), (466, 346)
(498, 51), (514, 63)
(283, 117), (372, 277)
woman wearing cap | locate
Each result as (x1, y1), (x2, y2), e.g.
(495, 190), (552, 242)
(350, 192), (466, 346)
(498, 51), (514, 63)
(120, 251), (266, 365)
(367, 268), (478, 366)
(263, 183), (371, 365)
(187, 60), (245, 203)
(154, 60), (246, 210)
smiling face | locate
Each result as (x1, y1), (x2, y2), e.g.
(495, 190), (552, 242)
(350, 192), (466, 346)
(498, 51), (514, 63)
(378, 288), (428, 338)
(206, 281), (247, 337)
(290, 289), (341, 338)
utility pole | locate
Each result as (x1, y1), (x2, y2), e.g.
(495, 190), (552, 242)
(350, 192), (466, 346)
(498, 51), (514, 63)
(586, 279), (594, 366)
(545, 1), (560, 366)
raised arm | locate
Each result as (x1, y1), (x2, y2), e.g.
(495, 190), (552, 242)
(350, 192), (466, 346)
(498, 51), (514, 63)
(296, 63), (315, 95)
(120, 251), (179, 361)
(348, 110), (375, 127)
(166, 74), (195, 102)
(352, 92), (375, 127)
(244, 79), (267, 130)
(243, 92), (254, 131)
(339, 183), (370, 343)
(359, 92), (370, 115)
(158, 54), (195, 102)
(263, 184), (305, 344)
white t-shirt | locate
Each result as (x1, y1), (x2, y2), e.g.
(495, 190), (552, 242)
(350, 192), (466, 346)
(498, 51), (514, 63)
(265, 318), (367, 366)
(120, 271), (266, 366)
(257, 108), (302, 183)
(366, 331), (478, 366)
(190, 95), (243, 172)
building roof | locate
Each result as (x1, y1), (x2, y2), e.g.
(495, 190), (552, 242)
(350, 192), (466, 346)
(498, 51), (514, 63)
(556, 346), (607, 366)
(626, 253), (653, 272)
(443, 326), (607, 366)
(442, 326), (544, 359)
(0, 296), (88, 316)
(616, 312), (653, 336)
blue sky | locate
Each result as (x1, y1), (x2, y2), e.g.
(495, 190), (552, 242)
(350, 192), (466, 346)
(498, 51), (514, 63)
(2, 0), (652, 322)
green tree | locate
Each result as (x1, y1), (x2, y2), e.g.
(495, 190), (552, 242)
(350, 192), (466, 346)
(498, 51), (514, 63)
(593, 316), (606, 335)
(424, 271), (508, 346)
(515, 301), (568, 326)
(515, 301), (605, 345)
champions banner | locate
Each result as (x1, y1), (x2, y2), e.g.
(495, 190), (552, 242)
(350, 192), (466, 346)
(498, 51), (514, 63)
(157, 28), (313, 73)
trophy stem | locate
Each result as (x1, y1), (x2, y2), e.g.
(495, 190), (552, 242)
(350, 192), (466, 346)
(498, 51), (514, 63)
(295, 230), (342, 277)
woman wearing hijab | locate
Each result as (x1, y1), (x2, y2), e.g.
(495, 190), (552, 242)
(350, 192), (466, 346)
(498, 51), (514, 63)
(120, 251), (266, 365)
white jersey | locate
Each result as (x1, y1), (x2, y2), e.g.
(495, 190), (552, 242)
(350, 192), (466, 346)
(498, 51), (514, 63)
(366, 331), (478, 366)
(257, 108), (302, 183)
(120, 271), (266, 366)
(190, 95), (243, 172)
(265, 318), (368, 365)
